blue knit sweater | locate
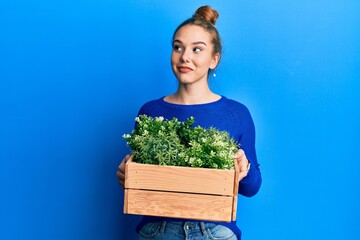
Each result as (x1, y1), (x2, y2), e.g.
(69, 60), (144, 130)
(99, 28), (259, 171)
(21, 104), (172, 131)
(134, 96), (262, 238)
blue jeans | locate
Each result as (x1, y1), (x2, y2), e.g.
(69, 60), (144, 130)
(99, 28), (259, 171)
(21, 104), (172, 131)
(138, 221), (237, 240)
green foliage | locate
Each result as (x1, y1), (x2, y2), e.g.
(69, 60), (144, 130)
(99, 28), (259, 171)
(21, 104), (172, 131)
(123, 115), (239, 169)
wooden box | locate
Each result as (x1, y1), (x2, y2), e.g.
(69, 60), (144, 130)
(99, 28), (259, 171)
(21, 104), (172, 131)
(123, 155), (240, 222)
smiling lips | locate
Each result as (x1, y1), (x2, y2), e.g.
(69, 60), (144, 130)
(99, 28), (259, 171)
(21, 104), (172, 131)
(177, 66), (193, 73)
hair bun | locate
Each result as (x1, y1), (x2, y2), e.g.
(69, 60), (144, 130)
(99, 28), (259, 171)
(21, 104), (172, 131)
(193, 5), (219, 25)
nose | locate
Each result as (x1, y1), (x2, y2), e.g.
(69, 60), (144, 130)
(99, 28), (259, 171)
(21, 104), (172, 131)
(180, 49), (191, 63)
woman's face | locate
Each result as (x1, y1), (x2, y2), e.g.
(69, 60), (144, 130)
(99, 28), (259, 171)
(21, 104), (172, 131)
(171, 25), (220, 85)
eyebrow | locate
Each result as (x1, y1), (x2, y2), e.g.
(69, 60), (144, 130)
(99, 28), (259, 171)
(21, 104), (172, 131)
(173, 39), (207, 46)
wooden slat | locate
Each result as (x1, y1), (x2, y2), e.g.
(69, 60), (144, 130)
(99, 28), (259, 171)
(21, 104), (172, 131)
(231, 195), (238, 221)
(123, 189), (129, 214)
(125, 156), (235, 196)
(233, 158), (240, 195)
(231, 159), (239, 221)
(125, 189), (233, 222)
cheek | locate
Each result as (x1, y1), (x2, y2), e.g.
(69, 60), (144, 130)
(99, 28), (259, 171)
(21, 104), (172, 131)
(170, 53), (178, 65)
(196, 57), (212, 69)
(170, 55), (177, 73)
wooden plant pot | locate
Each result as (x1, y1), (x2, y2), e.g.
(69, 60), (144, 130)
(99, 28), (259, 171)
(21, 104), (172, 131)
(123, 155), (240, 222)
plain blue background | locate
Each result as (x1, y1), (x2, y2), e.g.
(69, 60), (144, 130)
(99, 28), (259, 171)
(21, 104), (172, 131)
(1, 0), (359, 239)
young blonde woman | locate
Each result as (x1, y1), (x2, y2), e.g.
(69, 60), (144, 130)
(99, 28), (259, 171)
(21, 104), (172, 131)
(117, 6), (262, 240)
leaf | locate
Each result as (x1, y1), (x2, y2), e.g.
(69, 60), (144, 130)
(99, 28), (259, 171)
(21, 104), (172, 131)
(123, 115), (238, 169)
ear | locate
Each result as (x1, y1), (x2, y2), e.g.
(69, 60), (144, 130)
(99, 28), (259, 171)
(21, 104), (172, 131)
(210, 52), (220, 70)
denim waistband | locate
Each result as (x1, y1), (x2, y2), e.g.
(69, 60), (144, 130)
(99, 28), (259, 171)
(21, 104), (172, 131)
(158, 221), (215, 236)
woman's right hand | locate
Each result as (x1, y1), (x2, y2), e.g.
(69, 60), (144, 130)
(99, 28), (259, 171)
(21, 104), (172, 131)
(116, 154), (131, 188)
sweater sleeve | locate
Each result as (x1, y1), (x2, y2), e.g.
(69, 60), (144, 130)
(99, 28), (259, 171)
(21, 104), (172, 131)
(237, 107), (262, 197)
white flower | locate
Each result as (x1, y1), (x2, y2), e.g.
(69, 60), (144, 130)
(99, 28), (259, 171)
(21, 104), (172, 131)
(122, 134), (131, 139)
(155, 116), (164, 122)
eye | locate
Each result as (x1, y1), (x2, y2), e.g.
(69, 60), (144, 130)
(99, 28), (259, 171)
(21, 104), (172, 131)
(193, 47), (202, 53)
(173, 45), (183, 52)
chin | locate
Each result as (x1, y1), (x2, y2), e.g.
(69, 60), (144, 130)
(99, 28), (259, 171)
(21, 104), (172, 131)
(177, 76), (195, 84)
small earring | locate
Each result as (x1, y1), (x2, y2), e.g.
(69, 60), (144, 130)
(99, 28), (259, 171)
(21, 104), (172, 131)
(212, 70), (217, 77)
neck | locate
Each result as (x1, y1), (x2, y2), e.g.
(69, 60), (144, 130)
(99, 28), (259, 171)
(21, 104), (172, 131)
(165, 83), (221, 105)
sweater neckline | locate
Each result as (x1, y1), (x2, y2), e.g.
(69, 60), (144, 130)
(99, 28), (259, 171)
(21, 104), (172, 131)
(160, 96), (226, 108)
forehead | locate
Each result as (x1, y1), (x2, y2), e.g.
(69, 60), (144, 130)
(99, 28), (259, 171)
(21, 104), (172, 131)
(174, 25), (212, 44)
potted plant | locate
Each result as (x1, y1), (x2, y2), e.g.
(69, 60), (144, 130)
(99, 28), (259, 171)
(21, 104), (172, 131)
(122, 115), (240, 222)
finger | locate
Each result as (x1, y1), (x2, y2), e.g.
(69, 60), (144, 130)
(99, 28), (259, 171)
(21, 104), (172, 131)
(239, 159), (248, 173)
(237, 155), (250, 182)
(119, 180), (125, 188)
(117, 170), (125, 187)
(234, 149), (245, 159)
(119, 161), (125, 172)
(116, 168), (124, 179)
(119, 154), (131, 171)
(238, 171), (248, 182)
(117, 155), (130, 187)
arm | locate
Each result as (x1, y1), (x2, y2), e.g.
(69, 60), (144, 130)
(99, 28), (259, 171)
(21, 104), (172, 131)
(236, 108), (262, 197)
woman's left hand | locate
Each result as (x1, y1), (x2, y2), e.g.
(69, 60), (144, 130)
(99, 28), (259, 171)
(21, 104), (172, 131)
(234, 149), (250, 182)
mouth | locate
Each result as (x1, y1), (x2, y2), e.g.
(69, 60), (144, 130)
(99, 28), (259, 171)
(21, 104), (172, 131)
(177, 66), (193, 73)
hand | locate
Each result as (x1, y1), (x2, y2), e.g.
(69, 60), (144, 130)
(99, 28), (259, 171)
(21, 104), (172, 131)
(234, 149), (250, 182)
(116, 154), (131, 188)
